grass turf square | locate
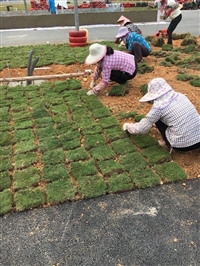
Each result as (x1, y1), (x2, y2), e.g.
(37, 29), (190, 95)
(65, 147), (89, 162)
(15, 152), (38, 169)
(38, 136), (61, 152)
(111, 139), (137, 155)
(89, 145), (115, 161)
(84, 134), (106, 150)
(154, 162), (187, 182)
(60, 138), (81, 150)
(13, 167), (40, 190)
(119, 152), (147, 171)
(131, 134), (158, 148)
(141, 146), (171, 165)
(0, 189), (12, 215)
(14, 128), (34, 142)
(32, 107), (51, 119)
(12, 111), (31, 121)
(91, 107), (112, 119)
(107, 173), (133, 193)
(98, 116), (120, 129)
(81, 125), (102, 135)
(14, 120), (33, 130)
(14, 139), (37, 154)
(130, 168), (160, 188)
(41, 148), (65, 165)
(14, 187), (46, 212)
(0, 122), (13, 132)
(42, 164), (69, 182)
(0, 131), (12, 146)
(0, 171), (11, 191)
(77, 175), (107, 199)
(36, 126), (57, 139)
(46, 178), (76, 204)
(0, 157), (12, 172)
(0, 146), (12, 157)
(70, 159), (97, 179)
(34, 117), (54, 128)
(97, 160), (124, 176)
(104, 127), (127, 141)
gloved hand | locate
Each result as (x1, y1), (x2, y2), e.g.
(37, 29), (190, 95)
(122, 123), (130, 131)
(90, 80), (96, 89)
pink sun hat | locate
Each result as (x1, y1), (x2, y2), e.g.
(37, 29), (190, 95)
(139, 78), (173, 102)
(117, 15), (131, 26)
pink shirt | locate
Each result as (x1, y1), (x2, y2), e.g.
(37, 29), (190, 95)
(93, 50), (136, 94)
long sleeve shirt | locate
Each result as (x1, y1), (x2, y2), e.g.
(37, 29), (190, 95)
(126, 93), (200, 148)
(92, 50), (136, 94)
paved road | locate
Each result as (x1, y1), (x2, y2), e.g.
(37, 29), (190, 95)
(1, 178), (200, 266)
(0, 10), (199, 47)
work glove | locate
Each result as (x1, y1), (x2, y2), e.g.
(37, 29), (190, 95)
(87, 90), (95, 96)
(122, 123), (130, 131)
(90, 80), (96, 89)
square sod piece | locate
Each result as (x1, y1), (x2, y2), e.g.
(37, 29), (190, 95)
(13, 167), (40, 190)
(14, 120), (33, 130)
(12, 111), (31, 121)
(60, 138), (81, 150)
(38, 136), (61, 152)
(65, 147), (89, 162)
(141, 146), (171, 165)
(119, 152), (147, 171)
(91, 107), (112, 119)
(34, 117), (54, 128)
(46, 178), (76, 204)
(36, 126), (57, 140)
(130, 168), (160, 188)
(154, 161), (187, 182)
(98, 116), (120, 129)
(0, 145), (12, 157)
(89, 145), (115, 161)
(0, 122), (13, 132)
(77, 175), (107, 199)
(32, 107), (51, 119)
(0, 156), (12, 172)
(49, 104), (68, 115)
(0, 189), (13, 215)
(14, 139), (37, 154)
(107, 173), (133, 193)
(0, 107), (10, 122)
(0, 131), (12, 146)
(14, 128), (34, 142)
(14, 187), (46, 212)
(42, 164), (69, 182)
(131, 134), (158, 149)
(70, 159), (97, 179)
(84, 134), (106, 150)
(0, 171), (11, 191)
(104, 127), (127, 142)
(97, 160), (124, 176)
(15, 152), (38, 169)
(41, 148), (65, 165)
(110, 138), (137, 155)
(81, 125), (102, 135)
(73, 115), (97, 130)
(56, 122), (79, 136)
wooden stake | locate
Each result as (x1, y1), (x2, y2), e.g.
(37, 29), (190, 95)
(0, 72), (86, 83)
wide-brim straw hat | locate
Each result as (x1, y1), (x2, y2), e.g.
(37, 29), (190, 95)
(85, 43), (106, 65)
(117, 15), (131, 26)
(115, 26), (129, 39)
(139, 78), (173, 102)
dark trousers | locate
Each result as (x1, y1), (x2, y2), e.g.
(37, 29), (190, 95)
(167, 14), (182, 45)
(110, 64), (137, 84)
(130, 42), (150, 63)
(156, 120), (200, 151)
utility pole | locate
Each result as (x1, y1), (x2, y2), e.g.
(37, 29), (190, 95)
(23, 0), (28, 13)
(74, 0), (79, 31)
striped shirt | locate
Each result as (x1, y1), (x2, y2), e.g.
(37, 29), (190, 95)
(128, 93), (200, 148)
(125, 32), (151, 52)
(92, 50), (136, 93)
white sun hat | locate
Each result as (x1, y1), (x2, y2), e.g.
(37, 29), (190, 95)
(115, 26), (129, 39)
(139, 78), (173, 102)
(117, 15), (131, 26)
(85, 43), (107, 65)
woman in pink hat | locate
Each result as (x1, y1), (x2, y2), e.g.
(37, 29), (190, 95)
(123, 78), (200, 153)
(85, 43), (137, 96)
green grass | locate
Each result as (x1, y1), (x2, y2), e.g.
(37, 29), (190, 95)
(1, 40), (196, 216)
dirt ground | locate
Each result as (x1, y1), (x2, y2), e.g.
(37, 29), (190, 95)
(1, 38), (200, 179)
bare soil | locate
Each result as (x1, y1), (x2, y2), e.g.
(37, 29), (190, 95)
(1, 38), (200, 179)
